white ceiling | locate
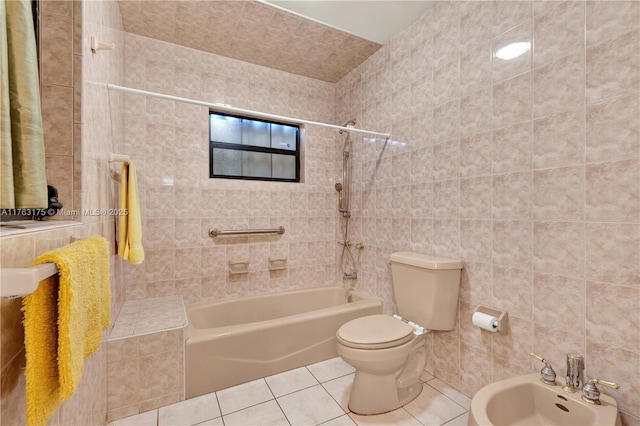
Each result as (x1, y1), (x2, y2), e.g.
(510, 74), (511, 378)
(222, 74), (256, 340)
(264, 0), (438, 44)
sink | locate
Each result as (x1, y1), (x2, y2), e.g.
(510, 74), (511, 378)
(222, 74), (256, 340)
(468, 373), (620, 426)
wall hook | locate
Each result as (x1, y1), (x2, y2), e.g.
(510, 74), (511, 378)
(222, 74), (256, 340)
(91, 36), (115, 54)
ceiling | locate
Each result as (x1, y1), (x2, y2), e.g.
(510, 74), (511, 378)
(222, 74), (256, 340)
(117, 1), (433, 83)
(265, 1), (437, 44)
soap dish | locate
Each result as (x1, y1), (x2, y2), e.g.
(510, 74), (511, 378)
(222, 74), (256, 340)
(268, 257), (287, 271)
(228, 259), (249, 275)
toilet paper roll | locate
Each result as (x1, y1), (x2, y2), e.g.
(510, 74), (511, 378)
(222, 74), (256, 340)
(472, 312), (499, 332)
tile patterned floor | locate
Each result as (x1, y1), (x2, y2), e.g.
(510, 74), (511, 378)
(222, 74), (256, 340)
(108, 357), (470, 426)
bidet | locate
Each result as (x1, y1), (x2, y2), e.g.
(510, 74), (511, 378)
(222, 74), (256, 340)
(468, 373), (621, 426)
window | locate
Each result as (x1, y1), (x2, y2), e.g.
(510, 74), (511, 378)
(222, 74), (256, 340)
(209, 112), (300, 182)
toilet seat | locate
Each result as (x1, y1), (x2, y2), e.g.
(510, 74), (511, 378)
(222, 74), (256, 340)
(337, 315), (415, 350)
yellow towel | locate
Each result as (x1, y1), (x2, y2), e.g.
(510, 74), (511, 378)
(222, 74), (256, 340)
(22, 236), (111, 426)
(117, 161), (144, 264)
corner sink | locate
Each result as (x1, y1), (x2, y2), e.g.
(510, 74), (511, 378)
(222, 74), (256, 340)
(468, 373), (620, 426)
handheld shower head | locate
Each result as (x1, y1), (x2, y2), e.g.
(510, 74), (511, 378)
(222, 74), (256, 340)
(335, 183), (343, 192)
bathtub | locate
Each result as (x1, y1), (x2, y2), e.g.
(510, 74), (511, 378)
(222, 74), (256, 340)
(185, 285), (382, 398)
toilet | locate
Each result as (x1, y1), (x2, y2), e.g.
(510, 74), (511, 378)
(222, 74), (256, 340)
(336, 252), (462, 415)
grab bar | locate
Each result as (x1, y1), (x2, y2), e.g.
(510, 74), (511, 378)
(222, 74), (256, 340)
(208, 226), (285, 238)
(1, 263), (58, 298)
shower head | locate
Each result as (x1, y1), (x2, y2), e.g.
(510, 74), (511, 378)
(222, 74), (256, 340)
(335, 182), (344, 211)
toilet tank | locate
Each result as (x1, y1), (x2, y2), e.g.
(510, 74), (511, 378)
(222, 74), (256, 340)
(390, 252), (462, 331)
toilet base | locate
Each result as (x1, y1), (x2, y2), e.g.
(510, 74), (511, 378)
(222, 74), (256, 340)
(349, 373), (423, 415)
(340, 335), (427, 415)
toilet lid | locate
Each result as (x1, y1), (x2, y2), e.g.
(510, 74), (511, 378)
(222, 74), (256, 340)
(337, 315), (415, 349)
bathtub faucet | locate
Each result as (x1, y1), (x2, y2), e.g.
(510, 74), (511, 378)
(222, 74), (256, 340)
(343, 272), (357, 280)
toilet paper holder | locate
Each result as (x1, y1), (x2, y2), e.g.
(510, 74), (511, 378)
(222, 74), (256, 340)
(473, 305), (509, 335)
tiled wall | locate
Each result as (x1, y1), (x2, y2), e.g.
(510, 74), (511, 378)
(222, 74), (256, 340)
(335, 1), (640, 423)
(108, 323), (185, 421)
(106, 295), (188, 423)
(0, 0), (125, 423)
(118, 33), (339, 303)
(0, 225), (111, 424)
(82, 0), (126, 313)
(106, 293), (187, 422)
(39, 0), (81, 214)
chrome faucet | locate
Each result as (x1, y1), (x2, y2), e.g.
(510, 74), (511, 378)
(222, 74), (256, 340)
(563, 352), (584, 393)
(529, 352), (557, 385)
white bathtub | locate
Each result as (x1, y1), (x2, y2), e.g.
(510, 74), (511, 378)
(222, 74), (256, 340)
(185, 285), (382, 398)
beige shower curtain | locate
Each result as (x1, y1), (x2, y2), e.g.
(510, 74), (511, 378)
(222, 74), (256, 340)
(1, 0), (47, 209)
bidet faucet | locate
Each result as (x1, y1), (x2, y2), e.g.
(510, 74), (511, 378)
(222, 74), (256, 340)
(582, 378), (620, 405)
(529, 352), (557, 385)
(563, 352), (584, 393)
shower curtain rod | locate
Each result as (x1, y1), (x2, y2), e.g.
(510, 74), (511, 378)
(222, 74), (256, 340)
(107, 84), (391, 139)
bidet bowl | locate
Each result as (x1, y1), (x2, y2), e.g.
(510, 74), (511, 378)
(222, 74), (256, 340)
(468, 373), (620, 426)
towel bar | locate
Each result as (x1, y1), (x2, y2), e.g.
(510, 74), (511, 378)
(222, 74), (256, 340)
(208, 226), (285, 238)
(1, 263), (58, 298)
(108, 152), (130, 164)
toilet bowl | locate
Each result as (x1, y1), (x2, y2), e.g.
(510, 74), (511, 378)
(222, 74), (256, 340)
(336, 252), (462, 415)
(336, 314), (427, 415)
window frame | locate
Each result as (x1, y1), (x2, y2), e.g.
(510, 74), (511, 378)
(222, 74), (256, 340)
(209, 111), (301, 183)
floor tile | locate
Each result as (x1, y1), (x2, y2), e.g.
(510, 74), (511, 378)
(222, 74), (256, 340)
(112, 358), (472, 426)
(349, 408), (421, 426)
(217, 379), (274, 415)
(158, 393), (220, 426)
(427, 378), (472, 410)
(108, 409), (157, 425)
(265, 366), (319, 397)
(322, 373), (354, 412)
(278, 385), (345, 426)
(404, 385), (467, 425)
(420, 370), (435, 382)
(319, 414), (357, 426)
(223, 400), (289, 426)
(193, 417), (224, 426)
(307, 357), (355, 383)
(443, 412), (470, 426)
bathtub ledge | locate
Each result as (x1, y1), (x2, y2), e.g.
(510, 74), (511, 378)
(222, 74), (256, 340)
(109, 295), (187, 341)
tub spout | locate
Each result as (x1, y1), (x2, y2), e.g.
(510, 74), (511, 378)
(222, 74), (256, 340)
(343, 272), (357, 280)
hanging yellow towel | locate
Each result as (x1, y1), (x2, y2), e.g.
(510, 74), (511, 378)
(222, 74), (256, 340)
(117, 161), (144, 264)
(22, 236), (111, 426)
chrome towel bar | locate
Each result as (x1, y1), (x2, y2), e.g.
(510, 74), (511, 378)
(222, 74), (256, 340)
(208, 226), (285, 238)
